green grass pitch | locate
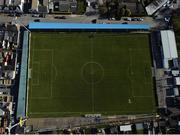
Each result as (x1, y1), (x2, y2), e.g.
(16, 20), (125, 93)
(28, 32), (156, 117)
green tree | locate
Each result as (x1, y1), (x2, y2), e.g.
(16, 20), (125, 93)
(99, 5), (108, 16)
(120, 7), (125, 16)
(77, 0), (86, 14)
(125, 8), (131, 16)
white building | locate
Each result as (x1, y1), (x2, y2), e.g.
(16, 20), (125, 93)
(160, 30), (178, 69)
(175, 77), (180, 85)
(120, 125), (132, 132)
(145, 0), (169, 15)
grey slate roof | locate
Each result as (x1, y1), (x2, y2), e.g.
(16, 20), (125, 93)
(38, 5), (48, 13)
(0, 108), (4, 116)
(53, 0), (77, 12)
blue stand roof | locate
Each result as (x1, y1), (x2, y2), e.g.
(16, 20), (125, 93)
(28, 22), (150, 30)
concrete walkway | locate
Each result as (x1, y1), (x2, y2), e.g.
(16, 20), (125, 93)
(26, 114), (156, 132)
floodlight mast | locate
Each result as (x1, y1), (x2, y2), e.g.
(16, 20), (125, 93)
(6, 117), (28, 135)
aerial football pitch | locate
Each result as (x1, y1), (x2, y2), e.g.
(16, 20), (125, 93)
(28, 32), (156, 118)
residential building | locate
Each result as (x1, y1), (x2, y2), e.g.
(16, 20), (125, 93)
(51, 0), (77, 13)
(0, 0), (25, 11)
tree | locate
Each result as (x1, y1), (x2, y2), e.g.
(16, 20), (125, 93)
(136, 1), (140, 14)
(116, 7), (125, 19)
(99, 5), (108, 16)
(116, 6), (121, 19)
(144, 0), (152, 6)
(123, 5), (127, 9)
(173, 8), (180, 17)
(77, 0), (87, 14)
(125, 8), (131, 16)
(120, 7), (125, 16)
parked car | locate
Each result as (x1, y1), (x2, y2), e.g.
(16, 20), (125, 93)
(32, 14), (39, 17)
(32, 14), (45, 18)
(137, 18), (144, 21)
(8, 12), (22, 17)
(39, 13), (46, 18)
(15, 12), (22, 17)
(34, 19), (40, 22)
(54, 16), (66, 19)
(29, 9), (38, 14)
(110, 17), (115, 20)
(91, 19), (97, 24)
(8, 13), (15, 17)
(131, 18), (138, 21)
(124, 17), (131, 21)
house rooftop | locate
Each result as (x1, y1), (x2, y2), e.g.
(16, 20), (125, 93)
(38, 5), (48, 13)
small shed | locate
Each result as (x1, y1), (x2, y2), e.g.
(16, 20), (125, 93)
(174, 87), (179, 96)
(171, 70), (179, 77)
(120, 125), (132, 132)
(175, 77), (180, 85)
(135, 123), (143, 130)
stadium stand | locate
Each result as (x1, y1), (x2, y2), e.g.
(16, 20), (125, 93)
(28, 22), (150, 31)
(160, 30), (178, 69)
(16, 31), (29, 118)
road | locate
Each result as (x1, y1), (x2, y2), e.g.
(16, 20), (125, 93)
(0, 14), (159, 28)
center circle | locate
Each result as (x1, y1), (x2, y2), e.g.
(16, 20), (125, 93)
(81, 62), (104, 84)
